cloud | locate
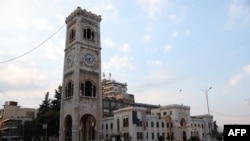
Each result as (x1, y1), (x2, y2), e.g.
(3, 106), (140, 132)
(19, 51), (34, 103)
(103, 38), (116, 48)
(42, 42), (64, 61)
(105, 4), (119, 21)
(243, 64), (250, 75)
(104, 55), (134, 71)
(226, 0), (250, 29)
(0, 63), (47, 90)
(169, 7), (188, 24)
(229, 74), (242, 86)
(164, 44), (173, 53)
(136, 0), (165, 19)
(31, 18), (53, 30)
(147, 60), (163, 67)
(185, 29), (192, 36)
(172, 31), (179, 38)
(119, 43), (131, 54)
(143, 33), (152, 42)
(132, 67), (177, 97)
(224, 64), (250, 94)
(90, 3), (119, 23)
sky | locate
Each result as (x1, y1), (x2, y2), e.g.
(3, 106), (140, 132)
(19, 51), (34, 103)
(0, 0), (250, 128)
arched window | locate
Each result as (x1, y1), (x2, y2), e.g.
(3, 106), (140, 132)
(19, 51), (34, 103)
(80, 81), (97, 97)
(180, 118), (186, 127)
(65, 81), (74, 98)
(85, 81), (92, 96)
(69, 29), (76, 41)
(83, 28), (95, 40)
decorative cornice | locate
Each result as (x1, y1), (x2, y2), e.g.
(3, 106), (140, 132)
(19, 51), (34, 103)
(65, 7), (102, 24)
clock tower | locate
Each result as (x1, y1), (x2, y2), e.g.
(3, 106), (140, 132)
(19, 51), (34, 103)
(59, 7), (102, 141)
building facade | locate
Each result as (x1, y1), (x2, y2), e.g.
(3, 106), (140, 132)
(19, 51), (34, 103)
(102, 106), (175, 141)
(102, 104), (213, 141)
(0, 101), (37, 141)
(59, 7), (102, 141)
(101, 79), (213, 141)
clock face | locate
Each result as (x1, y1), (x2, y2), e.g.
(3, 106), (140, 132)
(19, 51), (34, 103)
(84, 53), (95, 65)
(66, 55), (73, 67)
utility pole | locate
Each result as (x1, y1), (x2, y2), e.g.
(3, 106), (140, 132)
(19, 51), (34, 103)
(201, 87), (213, 139)
(201, 87), (212, 115)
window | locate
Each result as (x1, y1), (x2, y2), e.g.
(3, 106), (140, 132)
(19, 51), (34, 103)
(151, 122), (154, 127)
(180, 118), (186, 127)
(162, 133), (165, 140)
(69, 29), (76, 41)
(156, 122), (159, 128)
(123, 118), (129, 127)
(137, 120), (142, 127)
(110, 123), (113, 129)
(137, 132), (143, 140)
(83, 28), (95, 40)
(162, 122), (164, 128)
(124, 133), (129, 141)
(152, 133), (154, 140)
(80, 81), (97, 97)
(103, 100), (110, 107)
(111, 101), (115, 108)
(65, 81), (74, 98)
(157, 113), (161, 119)
(117, 119), (120, 131)
(171, 132), (174, 140)
(163, 112), (167, 115)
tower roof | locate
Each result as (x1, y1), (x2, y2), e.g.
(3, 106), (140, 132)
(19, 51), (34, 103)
(65, 7), (102, 24)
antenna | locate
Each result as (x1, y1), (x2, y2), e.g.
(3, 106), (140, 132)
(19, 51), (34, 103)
(109, 73), (111, 80)
(103, 72), (105, 79)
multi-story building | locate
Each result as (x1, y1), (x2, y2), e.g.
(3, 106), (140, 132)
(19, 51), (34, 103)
(0, 101), (37, 141)
(190, 115), (214, 140)
(102, 106), (173, 141)
(102, 79), (213, 141)
(102, 79), (159, 118)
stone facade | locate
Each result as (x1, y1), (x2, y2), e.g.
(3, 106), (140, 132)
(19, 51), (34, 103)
(102, 104), (213, 141)
(59, 7), (102, 141)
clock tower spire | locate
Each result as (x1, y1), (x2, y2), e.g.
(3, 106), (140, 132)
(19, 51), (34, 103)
(59, 7), (102, 141)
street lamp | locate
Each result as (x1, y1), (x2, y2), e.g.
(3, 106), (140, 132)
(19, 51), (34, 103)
(201, 87), (212, 115)
(201, 87), (213, 139)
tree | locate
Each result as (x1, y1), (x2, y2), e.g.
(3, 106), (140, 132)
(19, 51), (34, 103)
(23, 86), (61, 140)
(212, 121), (223, 141)
(51, 85), (61, 112)
(38, 92), (51, 117)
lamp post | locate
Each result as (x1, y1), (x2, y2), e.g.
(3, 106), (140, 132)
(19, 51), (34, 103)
(201, 87), (212, 115)
(201, 87), (213, 140)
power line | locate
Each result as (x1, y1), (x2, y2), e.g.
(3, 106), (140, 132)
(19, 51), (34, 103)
(210, 109), (250, 117)
(0, 24), (65, 63)
(0, 90), (13, 100)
